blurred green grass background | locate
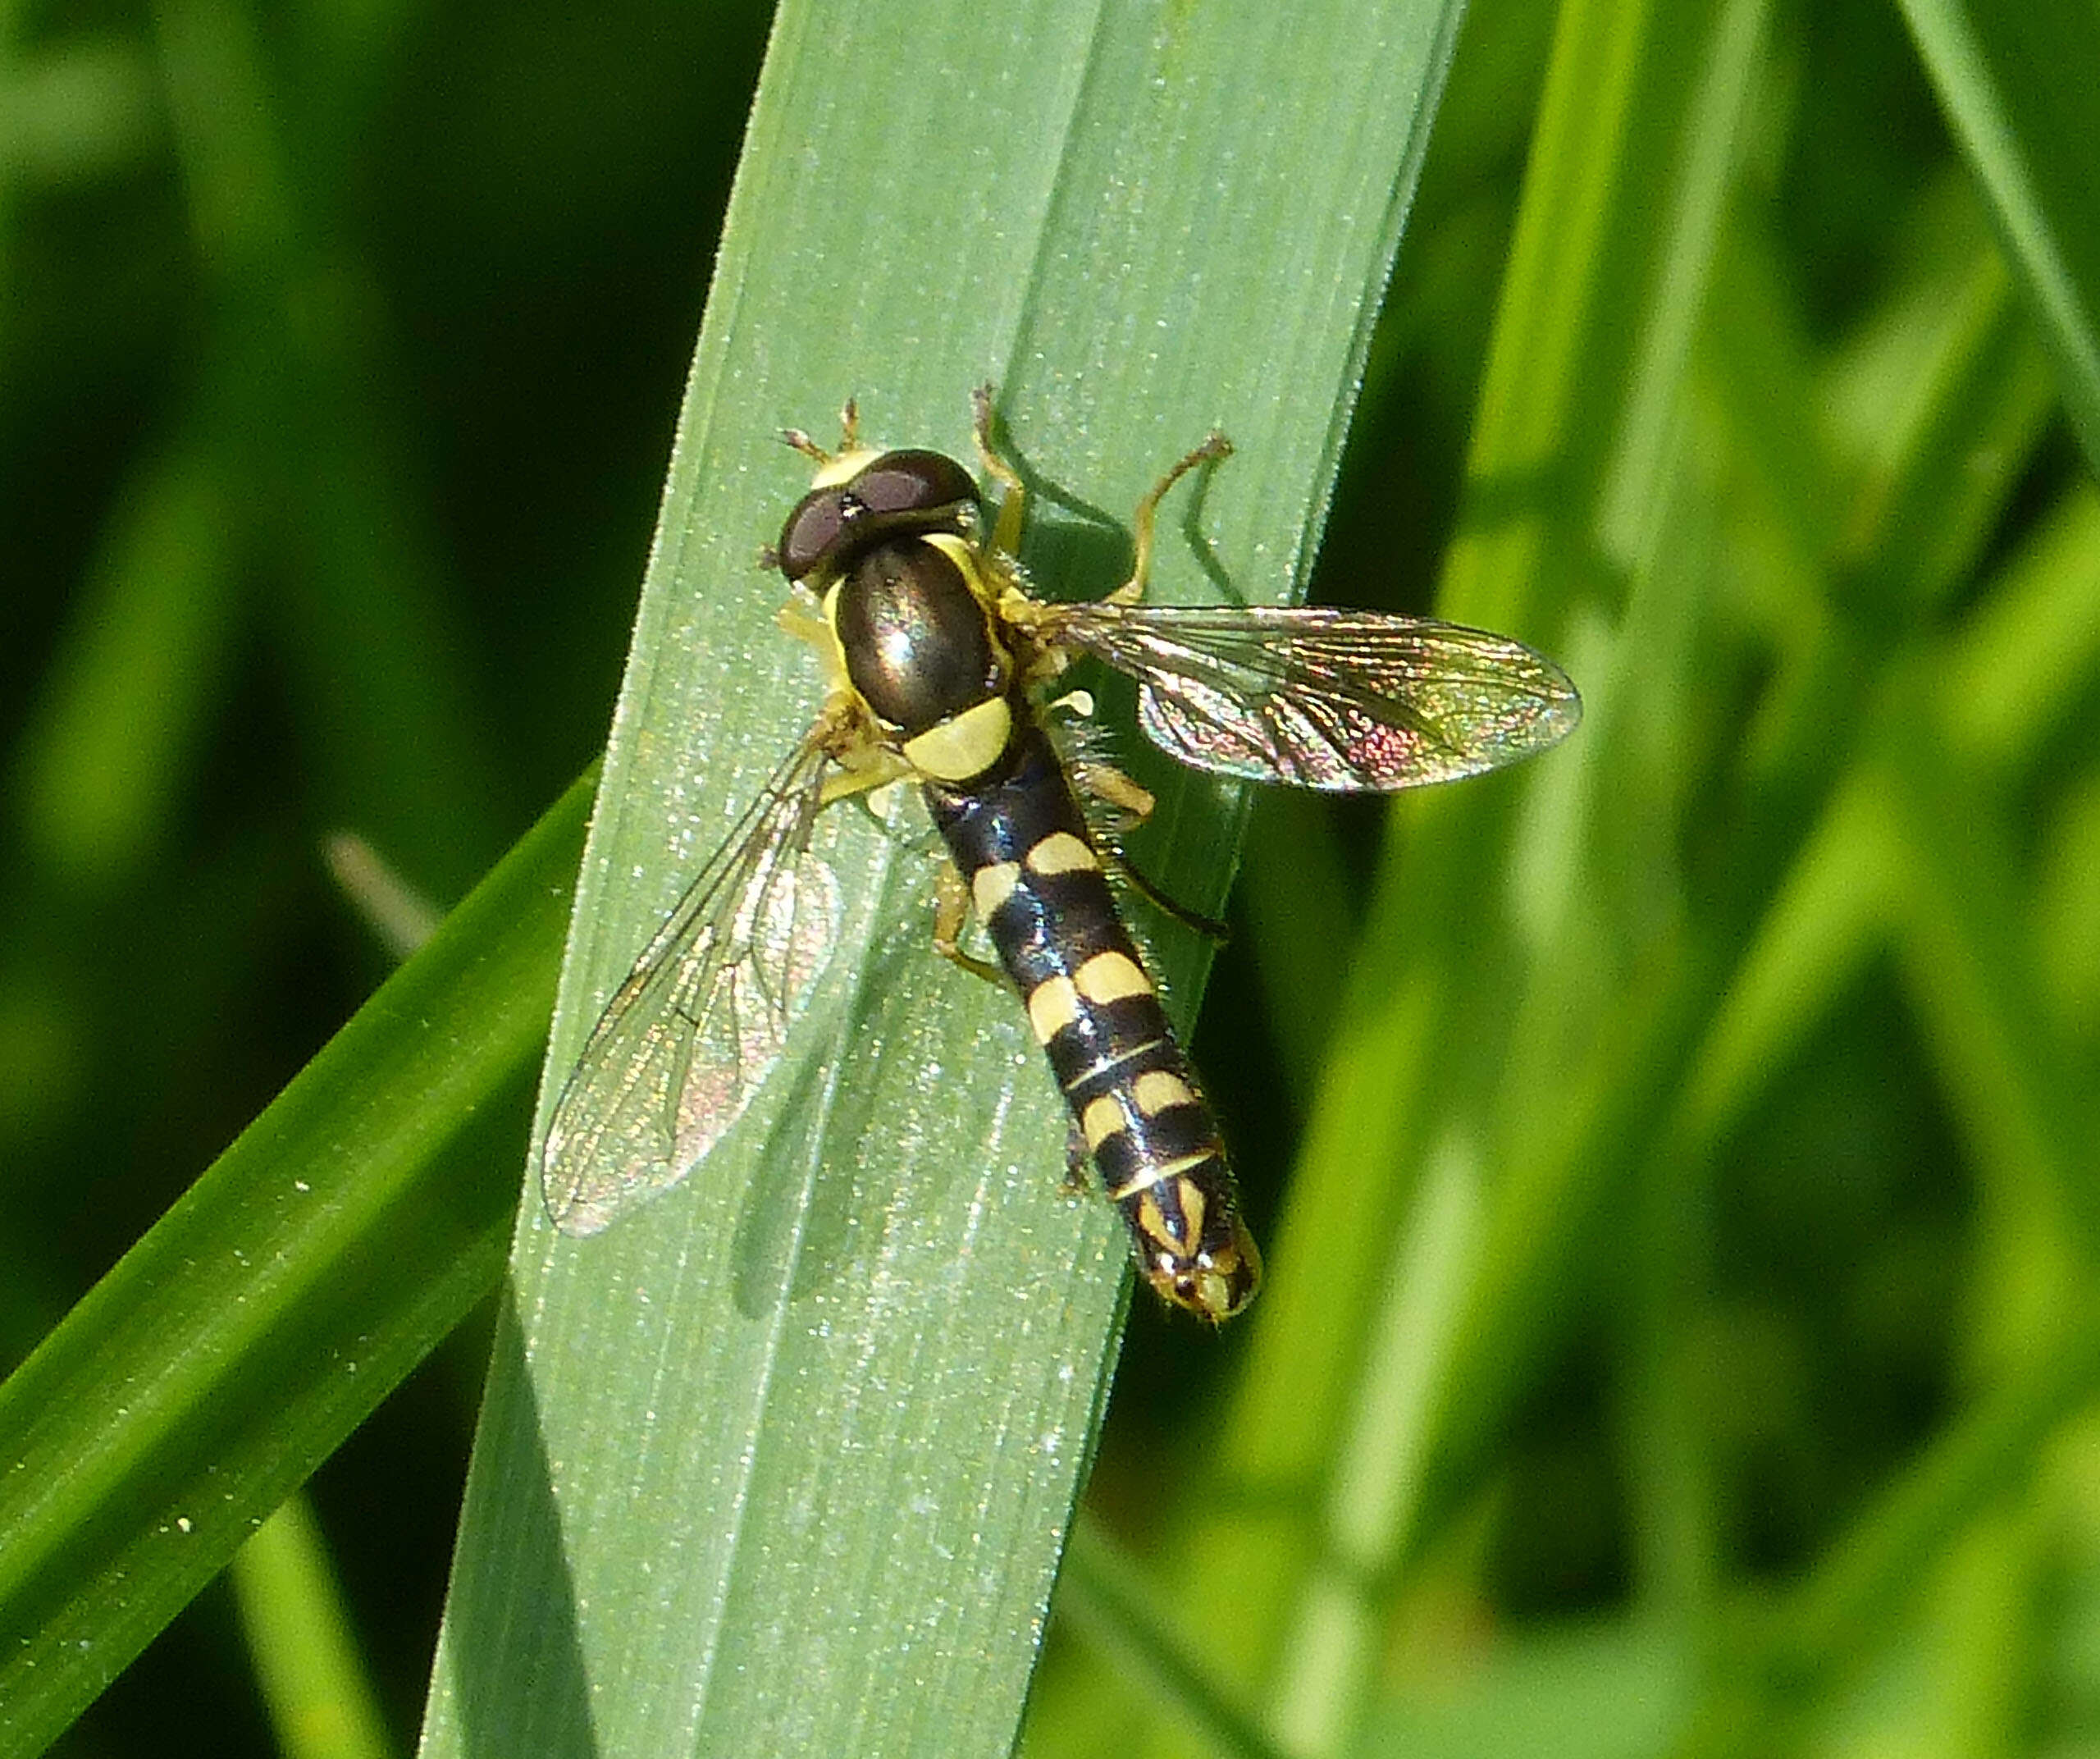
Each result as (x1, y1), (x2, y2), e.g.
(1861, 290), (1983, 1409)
(6, 0), (2100, 1753)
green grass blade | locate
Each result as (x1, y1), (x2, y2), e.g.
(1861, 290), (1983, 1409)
(1054, 1515), (1288, 1759)
(14, 448), (239, 884)
(229, 1496), (398, 1759)
(0, 775), (587, 1757)
(419, 0), (1471, 1753)
(1896, 0), (2100, 468)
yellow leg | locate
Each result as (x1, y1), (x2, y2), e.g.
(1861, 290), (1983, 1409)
(1071, 760), (1155, 825)
(817, 745), (912, 806)
(1124, 430), (1234, 601)
(777, 601), (829, 651)
(781, 398), (861, 465)
(972, 384), (1029, 560)
(1069, 761), (1225, 940)
(933, 862), (1007, 987)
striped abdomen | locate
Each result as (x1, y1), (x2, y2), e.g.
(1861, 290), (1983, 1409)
(924, 720), (1262, 1321)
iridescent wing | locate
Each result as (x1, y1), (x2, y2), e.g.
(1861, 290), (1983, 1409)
(1040, 603), (1581, 791)
(541, 731), (842, 1236)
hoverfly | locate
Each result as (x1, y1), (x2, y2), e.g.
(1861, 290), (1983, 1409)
(540, 390), (1580, 1321)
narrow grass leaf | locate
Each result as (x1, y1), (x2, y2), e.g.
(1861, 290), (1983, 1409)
(0, 776), (587, 1757)
(1896, 0), (2100, 467)
(421, 0), (1474, 1753)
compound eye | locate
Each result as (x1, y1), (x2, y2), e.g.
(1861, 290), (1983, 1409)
(776, 488), (847, 583)
(775, 450), (979, 583)
(847, 450), (979, 521)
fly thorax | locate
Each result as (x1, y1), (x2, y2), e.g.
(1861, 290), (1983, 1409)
(833, 538), (1016, 784)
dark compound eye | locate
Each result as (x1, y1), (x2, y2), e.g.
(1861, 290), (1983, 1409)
(845, 450), (978, 521)
(774, 450), (979, 583)
(775, 488), (847, 582)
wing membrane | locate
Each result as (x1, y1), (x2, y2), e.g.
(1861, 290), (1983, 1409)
(1045, 604), (1581, 791)
(541, 732), (842, 1236)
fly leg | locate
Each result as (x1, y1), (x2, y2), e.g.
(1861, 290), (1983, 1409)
(762, 403), (867, 569)
(1071, 759), (1230, 943)
(971, 383), (1029, 560)
(781, 398), (862, 465)
(1107, 848), (1230, 945)
(1070, 758), (1154, 829)
(973, 386), (1234, 601)
(932, 861), (1008, 988)
(1121, 428), (1234, 602)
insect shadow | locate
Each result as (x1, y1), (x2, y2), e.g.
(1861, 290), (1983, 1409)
(726, 875), (1007, 1319)
(724, 1033), (841, 1319)
(984, 417), (1241, 610)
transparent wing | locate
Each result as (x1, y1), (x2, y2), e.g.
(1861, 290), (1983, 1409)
(541, 731), (842, 1236)
(1043, 603), (1582, 791)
